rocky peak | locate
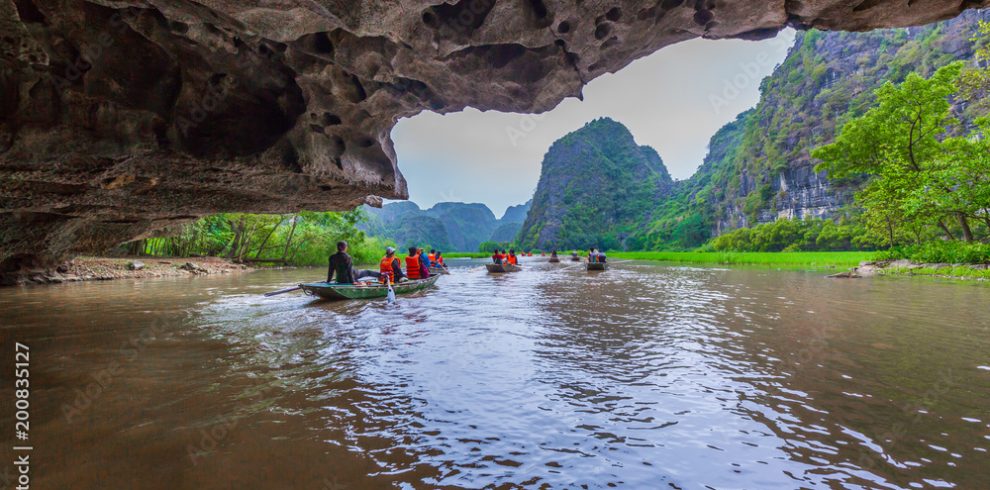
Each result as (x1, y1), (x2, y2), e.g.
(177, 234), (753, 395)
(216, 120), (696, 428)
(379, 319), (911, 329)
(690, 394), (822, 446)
(518, 117), (673, 250)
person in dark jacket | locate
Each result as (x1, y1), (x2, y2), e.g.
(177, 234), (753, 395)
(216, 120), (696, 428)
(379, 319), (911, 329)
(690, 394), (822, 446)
(327, 241), (380, 283)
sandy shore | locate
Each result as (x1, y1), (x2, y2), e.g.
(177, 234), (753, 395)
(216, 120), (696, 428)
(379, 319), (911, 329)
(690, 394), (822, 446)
(19, 256), (254, 285)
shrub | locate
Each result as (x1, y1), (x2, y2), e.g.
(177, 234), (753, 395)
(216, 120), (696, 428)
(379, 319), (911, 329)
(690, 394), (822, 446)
(874, 241), (990, 264)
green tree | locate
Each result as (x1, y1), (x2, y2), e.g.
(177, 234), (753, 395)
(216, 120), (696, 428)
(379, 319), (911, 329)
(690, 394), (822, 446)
(812, 62), (989, 245)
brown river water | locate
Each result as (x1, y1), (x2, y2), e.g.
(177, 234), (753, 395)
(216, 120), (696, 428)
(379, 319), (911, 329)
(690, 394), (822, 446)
(1, 258), (988, 489)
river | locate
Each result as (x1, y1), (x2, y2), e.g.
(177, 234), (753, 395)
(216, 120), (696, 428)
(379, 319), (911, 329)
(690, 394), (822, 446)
(1, 258), (988, 489)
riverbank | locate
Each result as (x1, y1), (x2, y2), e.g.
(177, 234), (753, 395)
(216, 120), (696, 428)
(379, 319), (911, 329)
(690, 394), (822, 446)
(607, 251), (873, 269)
(16, 256), (253, 285)
(848, 259), (990, 280)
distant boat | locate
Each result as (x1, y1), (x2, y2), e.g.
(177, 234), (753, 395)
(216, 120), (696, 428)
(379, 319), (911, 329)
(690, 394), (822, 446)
(486, 263), (522, 273)
(548, 256), (560, 263)
(299, 275), (440, 300)
(587, 262), (606, 271)
(570, 255), (580, 262)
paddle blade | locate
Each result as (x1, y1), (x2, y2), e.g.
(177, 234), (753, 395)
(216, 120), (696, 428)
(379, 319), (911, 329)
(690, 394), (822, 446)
(386, 276), (396, 304)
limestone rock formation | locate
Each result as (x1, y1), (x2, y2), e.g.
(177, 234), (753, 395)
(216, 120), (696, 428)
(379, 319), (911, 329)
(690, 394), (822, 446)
(1, 0), (987, 280)
(517, 117), (673, 250)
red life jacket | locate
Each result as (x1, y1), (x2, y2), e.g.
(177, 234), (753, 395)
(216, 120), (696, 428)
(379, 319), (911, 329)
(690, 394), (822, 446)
(405, 254), (421, 279)
(379, 256), (395, 283)
(437, 257), (444, 265)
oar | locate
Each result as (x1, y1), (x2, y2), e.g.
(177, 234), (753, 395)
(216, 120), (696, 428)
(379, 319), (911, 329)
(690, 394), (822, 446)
(386, 275), (396, 304)
(264, 285), (301, 297)
(560, 262), (586, 271)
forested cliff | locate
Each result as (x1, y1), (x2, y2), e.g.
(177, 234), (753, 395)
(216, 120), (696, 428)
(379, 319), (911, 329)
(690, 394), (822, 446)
(518, 11), (990, 250)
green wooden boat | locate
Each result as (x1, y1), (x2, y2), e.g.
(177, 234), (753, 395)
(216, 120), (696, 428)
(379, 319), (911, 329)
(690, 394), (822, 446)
(299, 275), (441, 300)
(587, 262), (607, 271)
(486, 263), (522, 273)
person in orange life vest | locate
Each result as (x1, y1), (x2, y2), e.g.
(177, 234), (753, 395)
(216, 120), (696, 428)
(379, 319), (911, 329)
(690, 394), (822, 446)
(405, 247), (423, 280)
(507, 249), (518, 265)
(417, 248), (431, 278)
(428, 249), (437, 267)
(379, 247), (405, 284)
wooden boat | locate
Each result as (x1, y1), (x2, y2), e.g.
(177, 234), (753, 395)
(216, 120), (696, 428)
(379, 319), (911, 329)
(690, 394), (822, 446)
(587, 262), (607, 271)
(486, 263), (522, 273)
(548, 257), (560, 263)
(570, 256), (581, 262)
(299, 275), (440, 300)
(429, 266), (450, 275)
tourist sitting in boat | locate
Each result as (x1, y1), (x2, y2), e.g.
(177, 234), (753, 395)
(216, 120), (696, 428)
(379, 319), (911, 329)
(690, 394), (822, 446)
(379, 247), (406, 284)
(550, 250), (558, 259)
(428, 249), (437, 267)
(328, 240), (380, 284)
(507, 249), (519, 265)
(492, 249), (505, 264)
(418, 247), (431, 278)
(597, 250), (607, 263)
(434, 251), (446, 268)
(588, 248), (598, 263)
(406, 247), (425, 281)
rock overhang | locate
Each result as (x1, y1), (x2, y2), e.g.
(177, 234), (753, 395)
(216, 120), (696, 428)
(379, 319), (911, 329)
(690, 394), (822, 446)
(1, 0), (987, 279)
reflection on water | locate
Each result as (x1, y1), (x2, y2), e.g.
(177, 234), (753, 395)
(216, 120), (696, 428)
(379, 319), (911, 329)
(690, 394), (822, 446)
(1, 259), (988, 489)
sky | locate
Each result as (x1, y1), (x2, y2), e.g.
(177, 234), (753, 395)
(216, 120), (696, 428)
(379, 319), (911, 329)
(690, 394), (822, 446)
(390, 29), (796, 219)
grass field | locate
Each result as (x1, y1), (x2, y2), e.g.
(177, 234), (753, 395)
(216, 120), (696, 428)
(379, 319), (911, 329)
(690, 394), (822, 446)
(606, 251), (874, 269)
(876, 265), (990, 280)
(443, 252), (491, 259)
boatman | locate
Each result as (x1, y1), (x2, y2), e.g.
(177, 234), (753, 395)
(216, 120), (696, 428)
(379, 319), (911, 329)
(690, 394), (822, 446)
(379, 247), (405, 284)
(327, 241), (380, 284)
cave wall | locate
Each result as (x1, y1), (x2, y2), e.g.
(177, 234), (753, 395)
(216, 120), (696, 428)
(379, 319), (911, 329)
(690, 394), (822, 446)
(1, 0), (987, 279)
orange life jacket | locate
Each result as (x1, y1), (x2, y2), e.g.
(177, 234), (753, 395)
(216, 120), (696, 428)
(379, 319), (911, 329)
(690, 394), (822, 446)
(427, 253), (436, 265)
(405, 254), (421, 279)
(507, 255), (518, 265)
(379, 256), (395, 283)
